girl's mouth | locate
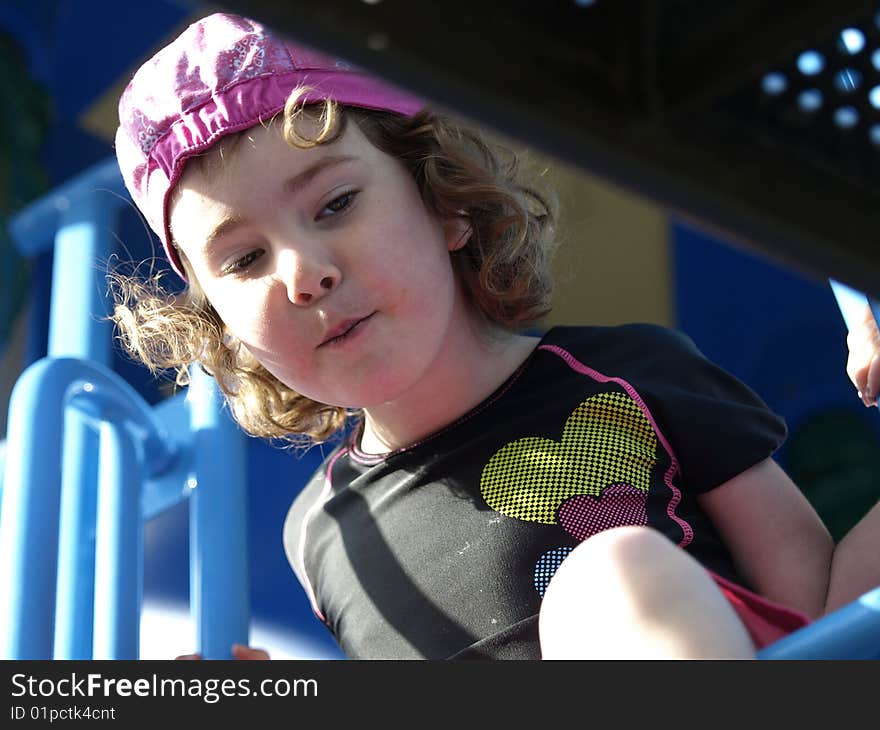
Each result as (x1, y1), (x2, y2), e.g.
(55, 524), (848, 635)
(319, 313), (376, 348)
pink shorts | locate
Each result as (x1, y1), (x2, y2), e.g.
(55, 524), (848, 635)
(711, 572), (812, 649)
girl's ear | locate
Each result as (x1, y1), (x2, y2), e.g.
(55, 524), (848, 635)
(444, 215), (472, 252)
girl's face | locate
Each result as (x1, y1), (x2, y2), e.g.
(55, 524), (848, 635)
(169, 119), (471, 409)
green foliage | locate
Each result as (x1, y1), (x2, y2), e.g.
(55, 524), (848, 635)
(786, 408), (880, 542)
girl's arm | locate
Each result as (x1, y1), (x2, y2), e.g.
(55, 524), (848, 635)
(824, 499), (880, 611)
(696, 458), (841, 618)
(822, 300), (880, 610)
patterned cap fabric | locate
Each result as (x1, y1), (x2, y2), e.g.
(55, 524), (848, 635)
(115, 12), (424, 279)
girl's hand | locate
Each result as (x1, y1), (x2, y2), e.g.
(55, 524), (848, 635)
(175, 644), (271, 660)
(231, 644), (270, 660)
(846, 303), (880, 407)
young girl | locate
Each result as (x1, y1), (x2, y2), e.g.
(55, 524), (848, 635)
(112, 12), (880, 660)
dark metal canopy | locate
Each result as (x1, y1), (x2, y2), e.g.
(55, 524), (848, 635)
(217, 0), (880, 297)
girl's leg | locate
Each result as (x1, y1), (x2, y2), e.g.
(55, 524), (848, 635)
(538, 525), (755, 659)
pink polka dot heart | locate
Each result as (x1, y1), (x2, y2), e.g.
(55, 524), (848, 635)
(556, 483), (648, 542)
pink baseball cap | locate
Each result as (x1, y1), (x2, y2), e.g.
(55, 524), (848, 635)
(115, 12), (424, 280)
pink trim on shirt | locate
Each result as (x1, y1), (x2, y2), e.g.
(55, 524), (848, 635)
(538, 344), (695, 547)
(298, 446), (349, 623)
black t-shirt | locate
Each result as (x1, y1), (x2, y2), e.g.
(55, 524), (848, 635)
(283, 324), (787, 659)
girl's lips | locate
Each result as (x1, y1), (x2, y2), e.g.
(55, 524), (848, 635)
(318, 313), (375, 347)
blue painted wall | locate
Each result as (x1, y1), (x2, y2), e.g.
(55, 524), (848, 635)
(673, 221), (880, 539)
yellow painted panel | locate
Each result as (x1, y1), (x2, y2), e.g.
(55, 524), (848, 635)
(539, 155), (671, 328)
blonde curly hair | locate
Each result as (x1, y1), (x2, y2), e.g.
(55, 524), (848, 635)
(110, 92), (559, 444)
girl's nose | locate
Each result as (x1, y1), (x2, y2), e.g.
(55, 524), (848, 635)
(278, 247), (341, 306)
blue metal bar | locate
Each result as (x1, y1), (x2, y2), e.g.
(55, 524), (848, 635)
(0, 364), (67, 659)
(829, 279), (880, 334)
(8, 157), (127, 259)
(93, 421), (143, 660)
(141, 392), (198, 521)
(0, 357), (177, 659)
(9, 157), (127, 369)
(3, 156), (252, 661)
(48, 200), (116, 364)
(758, 585), (880, 659)
(10, 159), (125, 657)
(188, 366), (249, 660)
(52, 411), (99, 659)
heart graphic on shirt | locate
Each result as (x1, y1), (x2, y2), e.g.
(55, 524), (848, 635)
(480, 392), (656, 524)
(556, 483), (648, 541)
(531, 484), (648, 598)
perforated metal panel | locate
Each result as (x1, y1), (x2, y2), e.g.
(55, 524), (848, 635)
(727, 14), (880, 189)
(216, 0), (880, 296)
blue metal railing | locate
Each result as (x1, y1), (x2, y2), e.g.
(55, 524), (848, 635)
(0, 158), (249, 659)
(757, 585), (880, 659)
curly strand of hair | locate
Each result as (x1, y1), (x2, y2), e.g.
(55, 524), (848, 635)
(108, 269), (215, 387)
(206, 339), (347, 443)
(281, 88), (342, 148)
(408, 125), (557, 328)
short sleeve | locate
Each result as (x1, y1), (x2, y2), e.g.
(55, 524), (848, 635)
(615, 324), (788, 494)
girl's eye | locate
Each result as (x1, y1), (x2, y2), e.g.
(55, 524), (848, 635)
(221, 249), (263, 275)
(317, 191), (358, 220)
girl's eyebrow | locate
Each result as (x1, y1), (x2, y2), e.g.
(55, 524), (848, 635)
(204, 213), (248, 250)
(203, 154), (358, 249)
(283, 154), (357, 197)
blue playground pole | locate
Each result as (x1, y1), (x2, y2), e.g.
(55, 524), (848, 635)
(6, 159), (128, 659)
(0, 358), (177, 659)
(3, 156), (251, 660)
(188, 366), (250, 660)
(50, 198), (117, 658)
(758, 586), (880, 659)
(49, 170), (119, 658)
(93, 419), (144, 660)
(829, 279), (880, 333)
(53, 411), (99, 659)
(48, 197), (115, 363)
(0, 362), (66, 659)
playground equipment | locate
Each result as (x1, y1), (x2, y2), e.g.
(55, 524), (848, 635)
(0, 159), (248, 660)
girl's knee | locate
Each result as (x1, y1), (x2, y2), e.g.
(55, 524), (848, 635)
(541, 526), (682, 614)
(574, 524), (672, 556)
(555, 525), (680, 582)
(538, 526), (755, 658)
